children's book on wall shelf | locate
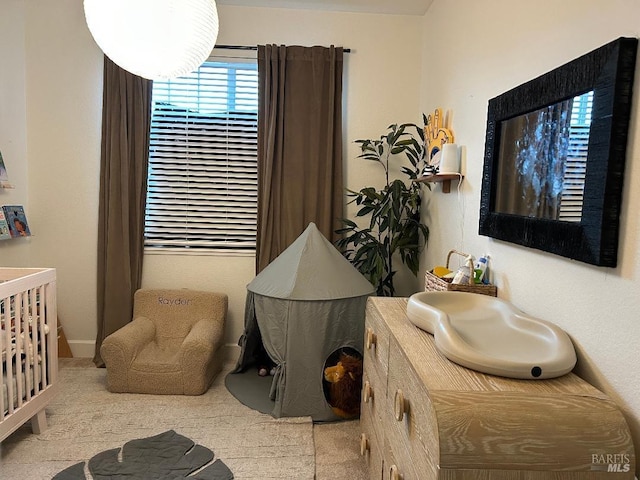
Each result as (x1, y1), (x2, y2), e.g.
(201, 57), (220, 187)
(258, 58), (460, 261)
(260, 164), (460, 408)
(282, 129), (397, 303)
(0, 210), (10, 240)
(2, 205), (31, 238)
(0, 150), (13, 189)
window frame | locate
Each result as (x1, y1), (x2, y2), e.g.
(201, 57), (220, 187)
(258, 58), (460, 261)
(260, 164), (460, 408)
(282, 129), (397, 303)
(144, 56), (259, 255)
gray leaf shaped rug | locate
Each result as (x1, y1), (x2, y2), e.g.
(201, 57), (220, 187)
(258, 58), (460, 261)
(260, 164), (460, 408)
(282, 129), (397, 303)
(52, 430), (233, 480)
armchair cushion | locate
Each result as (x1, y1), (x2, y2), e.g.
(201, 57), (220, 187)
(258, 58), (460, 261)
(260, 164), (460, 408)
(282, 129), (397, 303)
(101, 289), (227, 395)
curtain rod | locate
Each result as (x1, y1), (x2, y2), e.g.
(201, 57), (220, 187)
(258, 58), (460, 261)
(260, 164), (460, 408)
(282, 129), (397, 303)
(215, 44), (351, 53)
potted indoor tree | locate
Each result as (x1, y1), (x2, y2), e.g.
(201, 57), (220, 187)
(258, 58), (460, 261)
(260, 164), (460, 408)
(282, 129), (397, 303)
(336, 119), (429, 296)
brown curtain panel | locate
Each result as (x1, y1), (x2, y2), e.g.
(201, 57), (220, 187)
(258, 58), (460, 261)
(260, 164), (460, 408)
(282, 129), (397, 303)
(93, 56), (152, 367)
(256, 44), (344, 273)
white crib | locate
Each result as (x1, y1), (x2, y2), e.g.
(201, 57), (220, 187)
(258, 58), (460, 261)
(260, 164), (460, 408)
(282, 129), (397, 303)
(0, 268), (58, 442)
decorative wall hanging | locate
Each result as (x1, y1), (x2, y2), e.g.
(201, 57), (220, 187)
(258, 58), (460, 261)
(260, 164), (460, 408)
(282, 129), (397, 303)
(423, 108), (454, 174)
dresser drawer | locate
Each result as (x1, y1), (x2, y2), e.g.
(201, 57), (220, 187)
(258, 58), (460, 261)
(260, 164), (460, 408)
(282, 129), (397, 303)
(383, 436), (419, 480)
(361, 366), (387, 445)
(364, 300), (391, 380)
(387, 338), (439, 478)
(360, 409), (384, 480)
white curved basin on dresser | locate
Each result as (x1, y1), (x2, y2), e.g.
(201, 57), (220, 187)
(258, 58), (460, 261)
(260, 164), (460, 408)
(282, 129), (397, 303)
(406, 291), (577, 379)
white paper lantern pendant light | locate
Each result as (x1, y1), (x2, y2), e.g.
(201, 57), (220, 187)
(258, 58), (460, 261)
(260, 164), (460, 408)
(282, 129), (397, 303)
(84, 0), (219, 80)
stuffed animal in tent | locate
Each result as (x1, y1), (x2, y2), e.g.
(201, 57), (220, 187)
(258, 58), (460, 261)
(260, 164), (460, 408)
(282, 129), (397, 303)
(323, 352), (363, 418)
(255, 345), (276, 377)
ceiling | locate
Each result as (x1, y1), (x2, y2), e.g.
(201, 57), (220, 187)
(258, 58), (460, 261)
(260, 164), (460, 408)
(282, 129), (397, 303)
(215, 0), (434, 16)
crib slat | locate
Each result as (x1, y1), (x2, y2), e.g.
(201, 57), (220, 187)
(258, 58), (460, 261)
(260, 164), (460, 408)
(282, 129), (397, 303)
(1, 294), (9, 420)
(44, 282), (56, 386)
(24, 290), (33, 402)
(11, 292), (21, 412)
(40, 284), (47, 388)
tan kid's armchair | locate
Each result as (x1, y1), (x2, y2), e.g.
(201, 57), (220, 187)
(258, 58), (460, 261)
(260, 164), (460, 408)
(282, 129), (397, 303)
(101, 289), (228, 395)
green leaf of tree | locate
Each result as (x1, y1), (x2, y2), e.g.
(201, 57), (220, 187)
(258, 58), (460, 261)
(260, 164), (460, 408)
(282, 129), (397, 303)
(336, 116), (430, 296)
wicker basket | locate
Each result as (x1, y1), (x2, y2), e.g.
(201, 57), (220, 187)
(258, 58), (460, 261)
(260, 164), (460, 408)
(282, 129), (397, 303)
(424, 249), (497, 297)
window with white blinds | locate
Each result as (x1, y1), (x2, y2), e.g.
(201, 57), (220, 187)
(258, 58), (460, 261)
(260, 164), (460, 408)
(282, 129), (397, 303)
(559, 91), (593, 222)
(145, 60), (258, 252)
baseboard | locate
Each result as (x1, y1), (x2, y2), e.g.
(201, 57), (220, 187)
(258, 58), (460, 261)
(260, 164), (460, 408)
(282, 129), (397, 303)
(67, 340), (96, 359)
(67, 341), (241, 363)
(224, 343), (240, 364)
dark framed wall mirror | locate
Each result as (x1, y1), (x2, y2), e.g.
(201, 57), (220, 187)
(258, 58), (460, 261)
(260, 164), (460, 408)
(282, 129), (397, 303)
(479, 37), (638, 267)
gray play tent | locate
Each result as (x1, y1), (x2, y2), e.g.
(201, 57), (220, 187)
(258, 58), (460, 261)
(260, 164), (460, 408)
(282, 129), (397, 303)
(232, 223), (374, 421)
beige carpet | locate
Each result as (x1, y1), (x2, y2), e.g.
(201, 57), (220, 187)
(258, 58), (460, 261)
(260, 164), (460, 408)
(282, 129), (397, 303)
(0, 360), (368, 479)
(314, 420), (368, 480)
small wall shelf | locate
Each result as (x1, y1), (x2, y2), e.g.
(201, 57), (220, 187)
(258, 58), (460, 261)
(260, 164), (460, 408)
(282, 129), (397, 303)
(415, 173), (463, 193)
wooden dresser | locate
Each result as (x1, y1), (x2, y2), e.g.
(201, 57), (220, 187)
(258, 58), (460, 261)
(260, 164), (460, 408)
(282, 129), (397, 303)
(359, 297), (635, 480)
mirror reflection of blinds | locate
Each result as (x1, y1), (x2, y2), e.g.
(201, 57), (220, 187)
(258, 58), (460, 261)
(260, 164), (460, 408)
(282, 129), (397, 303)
(559, 92), (592, 222)
(145, 61), (258, 251)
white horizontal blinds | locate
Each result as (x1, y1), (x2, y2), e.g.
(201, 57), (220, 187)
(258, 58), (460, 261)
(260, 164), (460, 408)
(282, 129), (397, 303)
(559, 91), (592, 222)
(145, 61), (258, 251)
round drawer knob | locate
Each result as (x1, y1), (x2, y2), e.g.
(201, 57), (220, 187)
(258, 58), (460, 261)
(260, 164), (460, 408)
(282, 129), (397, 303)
(360, 433), (369, 456)
(365, 327), (377, 350)
(363, 381), (373, 403)
(390, 464), (402, 480)
(394, 389), (407, 421)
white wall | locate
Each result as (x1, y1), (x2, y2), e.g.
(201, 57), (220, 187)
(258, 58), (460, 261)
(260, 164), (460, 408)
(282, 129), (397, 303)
(0, 0), (30, 266)
(24, 0), (103, 353)
(12, 1), (423, 357)
(420, 0), (640, 467)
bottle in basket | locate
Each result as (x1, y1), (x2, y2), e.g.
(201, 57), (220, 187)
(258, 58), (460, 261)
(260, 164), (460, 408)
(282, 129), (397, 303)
(451, 256), (473, 285)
